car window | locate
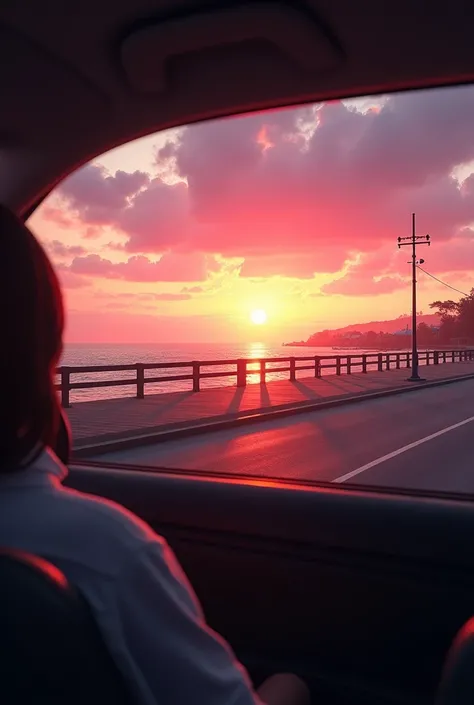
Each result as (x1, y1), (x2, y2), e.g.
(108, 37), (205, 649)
(28, 85), (474, 495)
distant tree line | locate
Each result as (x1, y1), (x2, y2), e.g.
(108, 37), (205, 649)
(288, 289), (474, 350)
(429, 288), (474, 344)
(304, 326), (439, 350)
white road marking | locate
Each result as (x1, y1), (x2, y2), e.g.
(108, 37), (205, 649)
(332, 414), (474, 484)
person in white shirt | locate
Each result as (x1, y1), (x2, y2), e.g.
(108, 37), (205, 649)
(0, 204), (310, 705)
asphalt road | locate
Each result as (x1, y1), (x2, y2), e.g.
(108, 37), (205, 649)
(96, 379), (474, 494)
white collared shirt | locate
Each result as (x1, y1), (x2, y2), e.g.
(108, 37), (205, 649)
(0, 449), (261, 705)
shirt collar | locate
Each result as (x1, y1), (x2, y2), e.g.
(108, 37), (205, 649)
(0, 447), (68, 489)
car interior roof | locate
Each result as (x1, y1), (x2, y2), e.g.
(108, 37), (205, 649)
(1, 0), (474, 214)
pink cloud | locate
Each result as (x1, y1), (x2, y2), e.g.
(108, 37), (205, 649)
(152, 293), (191, 301)
(55, 264), (90, 290)
(68, 251), (216, 282)
(117, 180), (189, 252)
(322, 274), (406, 297)
(45, 240), (87, 258)
(319, 246), (408, 296)
(419, 231), (474, 273)
(49, 86), (474, 284)
(181, 285), (204, 294)
(105, 302), (129, 310)
(240, 251), (345, 277)
(91, 291), (194, 307)
(40, 206), (74, 229)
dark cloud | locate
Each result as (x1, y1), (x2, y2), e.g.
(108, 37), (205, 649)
(59, 165), (149, 224)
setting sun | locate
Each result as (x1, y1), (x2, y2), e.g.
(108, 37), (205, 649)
(250, 309), (268, 325)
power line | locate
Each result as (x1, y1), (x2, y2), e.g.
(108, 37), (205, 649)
(416, 265), (469, 297)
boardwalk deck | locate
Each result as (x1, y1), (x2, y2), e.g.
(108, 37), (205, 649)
(67, 361), (474, 452)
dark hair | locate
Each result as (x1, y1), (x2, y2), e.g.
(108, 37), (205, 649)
(0, 204), (64, 469)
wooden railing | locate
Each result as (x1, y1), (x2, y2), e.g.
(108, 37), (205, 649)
(56, 349), (474, 408)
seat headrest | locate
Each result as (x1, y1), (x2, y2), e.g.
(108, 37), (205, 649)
(0, 549), (131, 704)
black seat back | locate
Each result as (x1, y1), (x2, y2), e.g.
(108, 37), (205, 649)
(0, 550), (131, 704)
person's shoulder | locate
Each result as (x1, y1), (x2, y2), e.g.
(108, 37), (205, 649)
(25, 450), (168, 578)
(43, 478), (168, 582)
(58, 482), (160, 551)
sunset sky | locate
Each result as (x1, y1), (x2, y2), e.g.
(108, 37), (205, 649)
(28, 85), (474, 344)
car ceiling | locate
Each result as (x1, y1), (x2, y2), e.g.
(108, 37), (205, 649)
(1, 0), (474, 215)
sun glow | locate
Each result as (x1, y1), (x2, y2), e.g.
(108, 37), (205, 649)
(250, 309), (268, 325)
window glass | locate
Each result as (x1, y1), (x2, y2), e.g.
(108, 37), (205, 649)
(29, 85), (474, 494)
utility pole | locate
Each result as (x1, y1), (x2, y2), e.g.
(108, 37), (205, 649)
(397, 213), (430, 382)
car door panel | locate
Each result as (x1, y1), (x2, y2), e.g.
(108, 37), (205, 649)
(66, 463), (474, 705)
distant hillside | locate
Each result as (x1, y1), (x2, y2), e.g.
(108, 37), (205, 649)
(285, 313), (441, 347)
(322, 313), (440, 336)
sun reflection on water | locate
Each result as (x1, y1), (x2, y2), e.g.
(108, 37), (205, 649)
(247, 342), (268, 359)
(246, 342), (272, 383)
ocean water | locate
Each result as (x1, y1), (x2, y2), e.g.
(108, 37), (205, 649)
(57, 342), (424, 404)
(59, 341), (389, 403)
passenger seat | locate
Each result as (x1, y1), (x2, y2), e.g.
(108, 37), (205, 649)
(0, 549), (131, 704)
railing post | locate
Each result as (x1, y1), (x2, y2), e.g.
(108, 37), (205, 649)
(60, 367), (71, 408)
(290, 357), (296, 381)
(314, 356), (321, 378)
(396, 353), (400, 370)
(377, 353), (383, 372)
(385, 354), (390, 371)
(136, 363), (145, 399)
(443, 351), (447, 363)
(406, 353), (411, 369)
(237, 359), (247, 387)
(426, 351), (430, 366)
(362, 355), (367, 373)
(192, 362), (200, 392)
(434, 351), (439, 365)
(336, 356), (341, 375)
(346, 356), (351, 375)
(452, 351), (455, 362)
(260, 360), (266, 384)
